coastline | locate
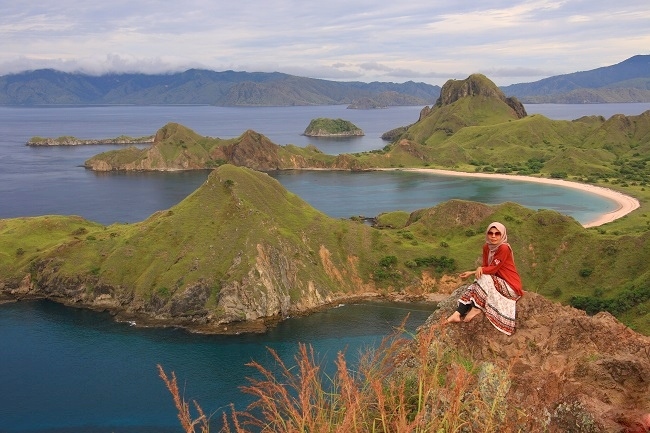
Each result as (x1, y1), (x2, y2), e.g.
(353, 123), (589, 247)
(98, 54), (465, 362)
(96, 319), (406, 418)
(391, 168), (640, 228)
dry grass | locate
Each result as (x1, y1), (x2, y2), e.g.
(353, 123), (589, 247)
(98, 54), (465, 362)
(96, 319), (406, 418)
(160, 322), (542, 433)
(158, 364), (210, 433)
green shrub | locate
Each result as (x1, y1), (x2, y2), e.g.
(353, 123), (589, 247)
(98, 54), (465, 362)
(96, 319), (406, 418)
(378, 255), (398, 268)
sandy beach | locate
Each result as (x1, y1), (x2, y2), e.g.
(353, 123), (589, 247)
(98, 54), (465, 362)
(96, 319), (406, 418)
(395, 168), (641, 228)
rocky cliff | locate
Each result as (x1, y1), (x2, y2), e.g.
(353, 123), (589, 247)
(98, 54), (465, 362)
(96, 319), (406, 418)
(421, 289), (650, 433)
(435, 73), (527, 119)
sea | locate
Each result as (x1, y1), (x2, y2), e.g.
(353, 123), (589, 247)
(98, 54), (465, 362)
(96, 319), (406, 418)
(1, 102), (649, 432)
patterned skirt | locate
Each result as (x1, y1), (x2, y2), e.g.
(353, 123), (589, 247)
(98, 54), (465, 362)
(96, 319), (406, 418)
(459, 274), (521, 335)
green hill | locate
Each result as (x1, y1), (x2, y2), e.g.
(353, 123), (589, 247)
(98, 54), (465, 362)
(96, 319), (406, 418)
(1, 164), (649, 334)
(303, 118), (364, 137)
(4, 73), (650, 335)
(84, 123), (339, 171)
(362, 75), (650, 183)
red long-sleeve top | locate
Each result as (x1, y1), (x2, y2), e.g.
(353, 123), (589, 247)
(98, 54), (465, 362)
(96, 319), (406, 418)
(482, 243), (523, 296)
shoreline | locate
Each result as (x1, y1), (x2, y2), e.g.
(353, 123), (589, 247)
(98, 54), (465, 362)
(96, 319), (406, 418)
(390, 168), (640, 228)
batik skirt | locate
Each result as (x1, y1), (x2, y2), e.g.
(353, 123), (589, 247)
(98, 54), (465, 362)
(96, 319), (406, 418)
(459, 274), (521, 335)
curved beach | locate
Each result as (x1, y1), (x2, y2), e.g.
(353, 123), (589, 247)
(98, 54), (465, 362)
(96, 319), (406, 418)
(398, 168), (640, 228)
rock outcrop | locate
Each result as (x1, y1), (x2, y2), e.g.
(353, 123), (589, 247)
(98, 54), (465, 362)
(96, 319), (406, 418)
(435, 74), (527, 119)
(424, 289), (650, 433)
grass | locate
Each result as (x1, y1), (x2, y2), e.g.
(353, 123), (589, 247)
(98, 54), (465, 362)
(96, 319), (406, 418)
(160, 321), (541, 433)
(0, 216), (104, 276)
(4, 165), (648, 332)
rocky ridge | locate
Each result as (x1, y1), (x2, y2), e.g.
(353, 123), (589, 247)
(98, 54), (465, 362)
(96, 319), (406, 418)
(435, 73), (527, 119)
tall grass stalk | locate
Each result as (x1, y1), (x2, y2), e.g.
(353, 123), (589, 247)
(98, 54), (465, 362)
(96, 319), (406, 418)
(162, 321), (541, 433)
(158, 364), (210, 433)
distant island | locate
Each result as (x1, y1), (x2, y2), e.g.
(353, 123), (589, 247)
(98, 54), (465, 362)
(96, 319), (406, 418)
(303, 118), (364, 137)
(347, 97), (387, 109)
(26, 135), (154, 146)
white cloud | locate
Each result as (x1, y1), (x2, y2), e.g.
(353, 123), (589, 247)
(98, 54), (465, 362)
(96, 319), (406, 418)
(1, 0), (648, 85)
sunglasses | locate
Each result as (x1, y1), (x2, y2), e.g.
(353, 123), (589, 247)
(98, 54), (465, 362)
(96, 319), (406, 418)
(487, 231), (501, 236)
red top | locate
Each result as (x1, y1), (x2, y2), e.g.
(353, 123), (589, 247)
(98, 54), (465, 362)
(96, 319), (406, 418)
(482, 243), (523, 296)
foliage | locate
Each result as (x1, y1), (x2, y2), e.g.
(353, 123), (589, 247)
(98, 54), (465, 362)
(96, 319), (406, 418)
(378, 255), (398, 268)
(409, 255), (457, 274)
(569, 284), (650, 316)
(303, 118), (363, 135)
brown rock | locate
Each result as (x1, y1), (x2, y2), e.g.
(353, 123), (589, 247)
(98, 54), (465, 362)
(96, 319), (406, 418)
(425, 289), (650, 432)
(435, 74), (527, 119)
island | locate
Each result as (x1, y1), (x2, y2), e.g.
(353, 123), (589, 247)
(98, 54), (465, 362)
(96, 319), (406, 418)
(303, 118), (364, 137)
(26, 134), (154, 146)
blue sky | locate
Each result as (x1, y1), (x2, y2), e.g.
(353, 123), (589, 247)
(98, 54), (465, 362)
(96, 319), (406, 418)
(1, 0), (648, 86)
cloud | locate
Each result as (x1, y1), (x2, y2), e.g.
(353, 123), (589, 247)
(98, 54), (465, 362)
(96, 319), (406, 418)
(359, 62), (394, 72)
(479, 66), (559, 78)
(1, 0), (649, 85)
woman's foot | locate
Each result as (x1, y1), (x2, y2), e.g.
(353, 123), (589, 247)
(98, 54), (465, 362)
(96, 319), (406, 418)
(446, 311), (463, 323)
(463, 307), (482, 322)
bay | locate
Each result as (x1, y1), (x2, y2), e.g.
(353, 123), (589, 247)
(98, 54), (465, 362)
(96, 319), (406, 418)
(0, 300), (432, 433)
(1, 103), (647, 225)
(1, 102), (649, 432)
(268, 169), (619, 225)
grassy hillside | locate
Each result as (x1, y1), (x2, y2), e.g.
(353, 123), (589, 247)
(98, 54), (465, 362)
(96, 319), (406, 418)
(1, 165), (648, 333)
(366, 97), (650, 184)
(84, 123), (338, 171)
(303, 118), (363, 136)
(5, 73), (650, 334)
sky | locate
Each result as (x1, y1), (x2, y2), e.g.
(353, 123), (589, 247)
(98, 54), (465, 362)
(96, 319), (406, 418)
(1, 0), (649, 87)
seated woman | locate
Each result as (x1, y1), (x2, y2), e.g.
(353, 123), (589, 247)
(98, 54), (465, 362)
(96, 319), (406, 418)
(446, 221), (523, 335)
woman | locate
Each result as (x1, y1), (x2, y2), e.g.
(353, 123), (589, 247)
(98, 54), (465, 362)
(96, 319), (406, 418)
(446, 221), (523, 335)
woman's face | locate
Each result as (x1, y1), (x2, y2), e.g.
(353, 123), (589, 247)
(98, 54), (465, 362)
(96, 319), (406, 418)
(487, 227), (502, 245)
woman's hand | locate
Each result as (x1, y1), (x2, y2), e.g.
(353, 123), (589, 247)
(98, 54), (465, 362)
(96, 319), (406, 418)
(459, 270), (474, 279)
(460, 267), (483, 279)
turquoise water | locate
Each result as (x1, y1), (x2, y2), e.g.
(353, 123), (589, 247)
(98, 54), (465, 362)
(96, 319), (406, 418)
(270, 169), (618, 225)
(0, 300), (433, 432)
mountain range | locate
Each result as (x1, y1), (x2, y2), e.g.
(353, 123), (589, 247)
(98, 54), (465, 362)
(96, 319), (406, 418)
(0, 68), (439, 106)
(1, 55), (648, 105)
(501, 54), (650, 103)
